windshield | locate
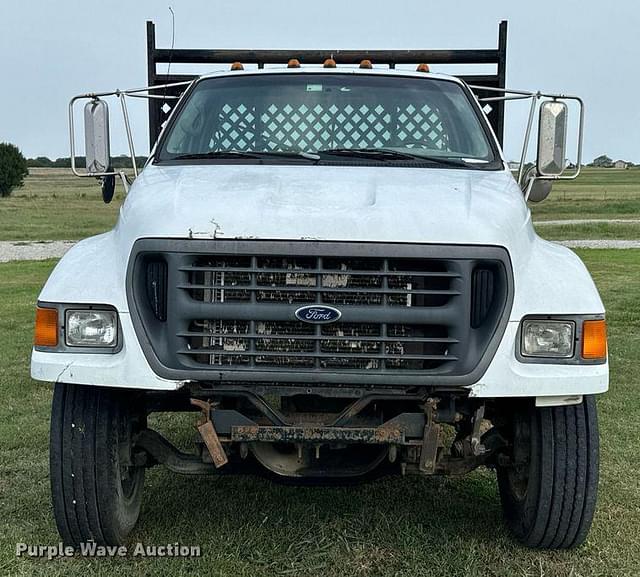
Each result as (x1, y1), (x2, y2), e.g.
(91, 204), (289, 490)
(156, 73), (499, 167)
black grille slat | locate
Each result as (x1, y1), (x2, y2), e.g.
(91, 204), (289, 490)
(178, 284), (460, 295)
(179, 350), (457, 361)
(176, 332), (458, 343)
(178, 301), (459, 325)
(180, 266), (462, 278)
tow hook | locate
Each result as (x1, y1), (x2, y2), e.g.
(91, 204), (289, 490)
(190, 398), (228, 468)
(471, 404), (487, 456)
(419, 398), (440, 474)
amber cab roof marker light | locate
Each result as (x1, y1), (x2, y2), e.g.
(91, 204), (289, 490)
(230, 62), (244, 71)
(287, 59), (301, 68)
(323, 58), (337, 68)
(416, 63), (430, 73)
(359, 59), (373, 69)
(582, 319), (607, 360)
(34, 306), (58, 348)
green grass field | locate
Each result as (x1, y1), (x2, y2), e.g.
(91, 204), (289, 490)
(536, 221), (640, 241)
(530, 168), (640, 221)
(1, 251), (639, 577)
(0, 169), (123, 241)
(0, 167), (638, 242)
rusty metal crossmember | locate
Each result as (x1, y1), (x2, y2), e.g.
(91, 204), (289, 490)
(230, 425), (404, 444)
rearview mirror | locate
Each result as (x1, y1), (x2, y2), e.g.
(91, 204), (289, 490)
(84, 99), (111, 175)
(537, 101), (567, 177)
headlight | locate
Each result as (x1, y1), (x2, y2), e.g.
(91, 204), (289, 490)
(521, 319), (574, 358)
(65, 310), (118, 347)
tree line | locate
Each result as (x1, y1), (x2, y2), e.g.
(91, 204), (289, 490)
(588, 155), (635, 168)
(27, 155), (148, 169)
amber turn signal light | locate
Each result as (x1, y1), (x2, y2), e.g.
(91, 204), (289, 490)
(35, 307), (58, 347)
(582, 319), (607, 360)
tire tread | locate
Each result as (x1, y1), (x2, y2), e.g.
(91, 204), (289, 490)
(49, 383), (144, 546)
(498, 396), (599, 549)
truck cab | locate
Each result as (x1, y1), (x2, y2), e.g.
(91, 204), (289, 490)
(33, 22), (607, 549)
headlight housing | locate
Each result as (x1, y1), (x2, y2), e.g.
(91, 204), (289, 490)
(518, 315), (607, 364)
(521, 319), (575, 358)
(65, 310), (118, 347)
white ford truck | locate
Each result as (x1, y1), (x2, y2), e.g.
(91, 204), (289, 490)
(32, 21), (607, 548)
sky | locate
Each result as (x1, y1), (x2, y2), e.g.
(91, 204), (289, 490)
(1, 0), (638, 163)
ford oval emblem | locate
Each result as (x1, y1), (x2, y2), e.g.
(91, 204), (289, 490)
(295, 305), (342, 324)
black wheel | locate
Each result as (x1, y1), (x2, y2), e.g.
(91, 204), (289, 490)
(497, 396), (599, 549)
(50, 383), (146, 546)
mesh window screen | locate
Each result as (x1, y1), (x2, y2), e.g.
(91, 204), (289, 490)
(210, 100), (449, 152)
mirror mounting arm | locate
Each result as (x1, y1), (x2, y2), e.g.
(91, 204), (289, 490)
(118, 92), (138, 179)
(119, 172), (131, 194)
(517, 92), (542, 188)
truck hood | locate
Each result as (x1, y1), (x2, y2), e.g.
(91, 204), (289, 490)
(118, 164), (533, 249)
(40, 162), (606, 321)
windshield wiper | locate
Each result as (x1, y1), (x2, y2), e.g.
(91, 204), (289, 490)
(171, 151), (263, 160)
(169, 148), (471, 167)
(316, 148), (470, 167)
(317, 148), (417, 162)
(404, 154), (471, 167)
(170, 150), (319, 161)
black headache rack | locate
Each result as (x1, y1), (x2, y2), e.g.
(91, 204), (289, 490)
(146, 20), (508, 149)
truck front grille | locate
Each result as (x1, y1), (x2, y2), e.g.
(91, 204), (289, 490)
(183, 255), (454, 308)
(127, 240), (512, 385)
(183, 319), (452, 371)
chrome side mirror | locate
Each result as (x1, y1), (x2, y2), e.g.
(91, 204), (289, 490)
(70, 91), (141, 201)
(84, 99), (111, 175)
(537, 101), (567, 177)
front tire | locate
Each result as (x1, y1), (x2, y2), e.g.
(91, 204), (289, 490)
(497, 396), (599, 549)
(50, 383), (145, 546)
